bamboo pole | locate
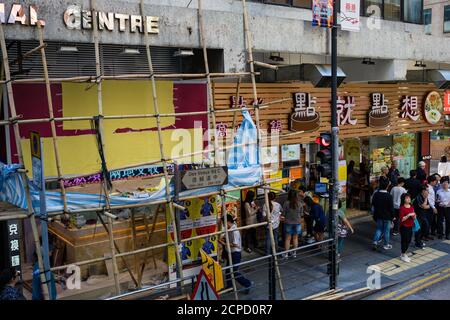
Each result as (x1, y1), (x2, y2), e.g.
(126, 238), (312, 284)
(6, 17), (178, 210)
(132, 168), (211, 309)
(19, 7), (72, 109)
(90, 0), (121, 295)
(231, 77), (242, 139)
(130, 211), (139, 288)
(36, 22), (69, 217)
(241, 0), (286, 300)
(0, 23), (50, 300)
(220, 191), (239, 300)
(140, 0), (184, 286)
(137, 205), (160, 286)
(198, 0), (220, 166)
(0, 98), (289, 126)
(0, 72), (258, 84)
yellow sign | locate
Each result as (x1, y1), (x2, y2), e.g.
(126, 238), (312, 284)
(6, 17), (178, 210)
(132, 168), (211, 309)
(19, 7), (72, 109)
(200, 249), (224, 291)
(269, 170), (283, 192)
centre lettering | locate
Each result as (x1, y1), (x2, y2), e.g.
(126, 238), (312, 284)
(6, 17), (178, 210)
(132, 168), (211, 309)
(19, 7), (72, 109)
(63, 5), (159, 34)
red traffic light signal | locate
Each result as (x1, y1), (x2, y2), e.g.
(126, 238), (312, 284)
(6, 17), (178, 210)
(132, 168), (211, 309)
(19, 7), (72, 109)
(315, 134), (331, 147)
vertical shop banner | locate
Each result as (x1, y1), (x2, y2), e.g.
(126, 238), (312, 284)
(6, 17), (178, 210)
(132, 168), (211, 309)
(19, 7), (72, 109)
(340, 0), (360, 32)
(312, 0), (334, 28)
(7, 220), (21, 272)
(445, 91), (450, 114)
(166, 196), (218, 282)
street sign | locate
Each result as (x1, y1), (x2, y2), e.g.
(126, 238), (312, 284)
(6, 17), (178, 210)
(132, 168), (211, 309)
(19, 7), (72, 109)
(191, 269), (220, 300)
(181, 166), (228, 191)
(200, 249), (224, 291)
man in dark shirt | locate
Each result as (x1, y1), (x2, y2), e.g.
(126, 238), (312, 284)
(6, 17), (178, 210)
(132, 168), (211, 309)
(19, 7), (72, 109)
(405, 170), (422, 200)
(387, 162), (400, 187)
(416, 161), (427, 183)
(372, 178), (394, 250)
(414, 186), (429, 249)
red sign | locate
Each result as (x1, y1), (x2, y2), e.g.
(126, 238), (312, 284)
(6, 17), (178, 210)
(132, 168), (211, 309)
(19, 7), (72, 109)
(445, 91), (450, 115)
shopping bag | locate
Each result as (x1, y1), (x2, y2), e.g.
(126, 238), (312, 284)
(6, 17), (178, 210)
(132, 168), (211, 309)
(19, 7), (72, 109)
(412, 218), (421, 233)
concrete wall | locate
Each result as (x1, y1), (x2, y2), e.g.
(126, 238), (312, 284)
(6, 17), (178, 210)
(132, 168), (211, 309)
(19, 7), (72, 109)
(3, 0), (450, 73)
(425, 0), (450, 37)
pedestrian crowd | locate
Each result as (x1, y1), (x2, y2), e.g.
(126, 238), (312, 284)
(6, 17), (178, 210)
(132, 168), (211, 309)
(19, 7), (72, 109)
(371, 161), (450, 262)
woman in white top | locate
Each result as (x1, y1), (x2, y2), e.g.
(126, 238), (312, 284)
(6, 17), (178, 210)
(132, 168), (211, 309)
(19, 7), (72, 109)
(242, 190), (259, 253)
(262, 192), (283, 255)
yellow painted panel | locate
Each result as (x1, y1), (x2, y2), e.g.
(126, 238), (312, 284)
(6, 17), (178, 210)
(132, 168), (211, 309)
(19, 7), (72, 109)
(62, 80), (174, 130)
(22, 128), (203, 178)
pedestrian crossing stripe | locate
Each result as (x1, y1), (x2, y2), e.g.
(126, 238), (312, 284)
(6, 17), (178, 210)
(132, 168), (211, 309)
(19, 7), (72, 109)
(443, 240), (450, 245)
(374, 247), (448, 276)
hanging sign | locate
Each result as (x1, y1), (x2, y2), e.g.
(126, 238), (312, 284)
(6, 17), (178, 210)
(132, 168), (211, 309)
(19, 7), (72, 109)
(312, 0), (334, 28)
(423, 91), (443, 125)
(290, 93), (320, 132)
(7, 220), (21, 273)
(368, 93), (391, 128)
(340, 0), (361, 32)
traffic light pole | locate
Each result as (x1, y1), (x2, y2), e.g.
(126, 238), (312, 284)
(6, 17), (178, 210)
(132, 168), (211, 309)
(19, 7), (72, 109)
(328, 0), (339, 290)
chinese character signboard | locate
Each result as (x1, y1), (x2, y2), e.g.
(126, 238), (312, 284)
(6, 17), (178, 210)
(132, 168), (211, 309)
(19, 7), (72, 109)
(400, 96), (420, 121)
(340, 0), (360, 32)
(7, 220), (21, 272)
(337, 96), (357, 126)
(312, 0), (334, 28)
(445, 91), (450, 115)
(290, 93), (320, 132)
(368, 93), (391, 128)
(423, 91), (443, 125)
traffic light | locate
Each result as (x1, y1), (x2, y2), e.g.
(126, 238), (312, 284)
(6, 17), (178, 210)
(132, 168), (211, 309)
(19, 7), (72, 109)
(316, 133), (332, 179)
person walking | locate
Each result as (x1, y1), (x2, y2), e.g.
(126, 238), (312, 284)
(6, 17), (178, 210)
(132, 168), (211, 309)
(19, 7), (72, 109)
(404, 170), (422, 200)
(0, 268), (26, 300)
(220, 214), (252, 294)
(417, 161), (427, 183)
(399, 193), (416, 263)
(414, 186), (429, 249)
(426, 175), (438, 240)
(390, 177), (407, 236)
(304, 196), (327, 245)
(372, 178), (394, 250)
(242, 190), (259, 253)
(337, 200), (354, 257)
(436, 177), (450, 240)
(282, 189), (303, 258)
(262, 192), (283, 255)
(388, 162), (400, 187)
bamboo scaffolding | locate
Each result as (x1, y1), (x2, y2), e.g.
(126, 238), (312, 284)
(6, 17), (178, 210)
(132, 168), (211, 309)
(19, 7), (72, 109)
(140, 0), (184, 289)
(91, 0), (121, 295)
(0, 98), (290, 127)
(0, 23), (50, 300)
(242, 0), (286, 300)
(36, 23), (68, 216)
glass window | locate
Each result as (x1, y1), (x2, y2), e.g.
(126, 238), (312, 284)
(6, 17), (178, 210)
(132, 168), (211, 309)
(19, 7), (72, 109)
(445, 5), (450, 33)
(364, 0), (383, 17)
(384, 0), (401, 21)
(424, 8), (432, 35)
(404, 0), (423, 24)
(292, 0), (311, 8)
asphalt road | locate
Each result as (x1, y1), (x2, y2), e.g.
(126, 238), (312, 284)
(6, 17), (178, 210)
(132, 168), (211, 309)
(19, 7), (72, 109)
(364, 265), (450, 300)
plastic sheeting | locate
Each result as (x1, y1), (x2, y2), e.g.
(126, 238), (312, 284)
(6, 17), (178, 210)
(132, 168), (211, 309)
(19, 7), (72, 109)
(0, 110), (262, 214)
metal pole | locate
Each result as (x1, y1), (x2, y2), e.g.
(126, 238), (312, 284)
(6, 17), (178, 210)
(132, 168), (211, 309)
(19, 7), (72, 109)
(328, 0), (339, 290)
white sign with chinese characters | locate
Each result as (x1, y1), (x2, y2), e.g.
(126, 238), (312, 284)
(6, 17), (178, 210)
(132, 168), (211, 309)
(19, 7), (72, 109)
(337, 96), (357, 126)
(340, 0), (361, 32)
(7, 220), (21, 270)
(400, 96), (420, 121)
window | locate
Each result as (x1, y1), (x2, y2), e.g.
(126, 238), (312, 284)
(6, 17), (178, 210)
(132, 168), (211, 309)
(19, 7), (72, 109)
(384, 0), (401, 21)
(445, 5), (450, 33)
(292, 0), (311, 8)
(424, 8), (432, 35)
(403, 0), (423, 24)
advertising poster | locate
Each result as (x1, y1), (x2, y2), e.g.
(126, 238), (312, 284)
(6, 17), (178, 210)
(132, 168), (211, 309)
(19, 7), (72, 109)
(392, 133), (416, 178)
(167, 196), (218, 281)
(344, 138), (361, 167)
(281, 144), (300, 162)
(217, 190), (241, 222)
(312, 0), (334, 28)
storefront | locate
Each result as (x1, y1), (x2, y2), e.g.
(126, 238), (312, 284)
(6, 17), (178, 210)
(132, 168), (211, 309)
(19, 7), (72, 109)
(214, 82), (447, 214)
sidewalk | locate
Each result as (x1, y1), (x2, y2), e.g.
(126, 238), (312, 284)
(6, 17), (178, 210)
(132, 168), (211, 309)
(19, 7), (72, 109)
(223, 214), (450, 300)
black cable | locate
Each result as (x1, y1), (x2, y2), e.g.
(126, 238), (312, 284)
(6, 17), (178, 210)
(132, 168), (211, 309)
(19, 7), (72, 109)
(91, 116), (112, 191)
